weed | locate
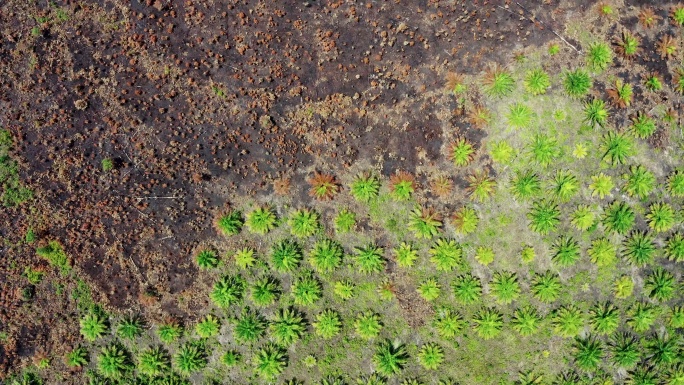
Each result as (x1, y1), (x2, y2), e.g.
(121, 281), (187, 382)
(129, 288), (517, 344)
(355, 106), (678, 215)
(452, 273), (482, 304)
(117, 315), (143, 340)
(195, 249), (219, 270)
(615, 31), (640, 58)
(417, 277), (441, 301)
(572, 142), (588, 159)
(614, 276), (634, 299)
(355, 312), (382, 340)
(626, 302), (657, 333)
(270, 307), (307, 346)
(222, 350), (240, 366)
(511, 306), (541, 336)
(467, 105), (493, 128)
(520, 245), (535, 263)
(313, 309), (342, 339)
(157, 321), (183, 343)
(246, 206), (278, 234)
(417, 343), (444, 370)
(531, 271), (562, 302)
(589, 302), (620, 335)
(408, 207), (442, 239)
(350, 173), (381, 202)
(665, 233), (684, 262)
(36, 241), (69, 273)
(174, 342), (207, 375)
(657, 35), (677, 59)
(600, 131), (633, 165)
(524, 68), (551, 95)
(393, 242), (418, 268)
(573, 336), (603, 370)
(451, 206), (479, 235)
(195, 314), (220, 338)
(643, 72), (663, 91)
(507, 103), (534, 129)
(271, 239), (303, 273)
(389, 171), (416, 201)
(510, 170), (541, 201)
(251, 276), (281, 306)
(638, 8), (660, 28)
(308, 172), (340, 200)
(353, 244), (385, 274)
(215, 210), (244, 236)
(466, 170), (496, 202)
(335, 209), (356, 233)
(65, 347), (88, 368)
(643, 267), (676, 302)
(490, 271), (521, 304)
(235, 310), (267, 343)
(583, 99), (609, 128)
(529, 133), (560, 167)
(622, 231), (656, 266)
(97, 344), (132, 379)
(373, 340), (409, 376)
(483, 64), (515, 97)
(551, 170), (579, 202)
(291, 271), (322, 306)
(586, 42), (613, 71)
(234, 247), (256, 269)
(549, 43), (560, 55)
(288, 208), (321, 238)
(623, 165), (655, 199)
(589, 173), (614, 199)
(564, 69), (592, 98)
(138, 346), (171, 377)
(23, 267), (43, 285)
(474, 245), (495, 266)
(472, 308), (504, 340)
(445, 72), (467, 94)
(101, 158), (113, 172)
(489, 140), (515, 164)
(80, 311), (108, 342)
(449, 137), (476, 167)
(429, 175), (454, 197)
(429, 239), (462, 271)
(210, 274), (245, 308)
(528, 199), (560, 235)
(552, 305), (585, 338)
(610, 333), (640, 368)
(646, 202), (676, 233)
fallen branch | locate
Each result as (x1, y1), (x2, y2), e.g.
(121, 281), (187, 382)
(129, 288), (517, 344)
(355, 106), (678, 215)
(497, 3), (580, 54)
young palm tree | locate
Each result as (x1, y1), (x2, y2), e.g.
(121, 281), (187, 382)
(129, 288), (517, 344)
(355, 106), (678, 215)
(452, 273), (482, 304)
(355, 312), (383, 340)
(432, 307), (465, 338)
(215, 210), (244, 236)
(625, 364), (659, 385)
(312, 309), (342, 339)
(466, 170), (496, 202)
(646, 332), (679, 366)
(622, 165), (656, 199)
(429, 239), (462, 271)
(626, 302), (657, 333)
(308, 172), (340, 201)
(588, 237), (617, 266)
(472, 308), (504, 340)
(271, 239), (303, 273)
(531, 271), (562, 303)
(552, 305), (585, 338)
(621, 231), (656, 266)
(195, 314), (220, 339)
(511, 306), (542, 336)
(246, 206), (278, 234)
(528, 199), (560, 235)
(393, 242), (419, 268)
(510, 170), (542, 201)
(291, 271), (323, 306)
(308, 239), (344, 273)
(417, 278), (441, 302)
(173, 341), (207, 375)
(288, 208), (321, 238)
(350, 173), (381, 202)
(353, 244), (385, 274)
(389, 171), (417, 201)
(665, 233), (684, 262)
(97, 343), (133, 379)
(646, 202), (676, 233)
(269, 307), (307, 346)
(417, 343), (444, 370)
(573, 335), (603, 371)
(600, 130), (633, 165)
(137, 346), (171, 377)
(551, 236), (581, 267)
(210, 274), (245, 308)
(609, 332), (640, 368)
(603, 201), (635, 234)
(408, 207), (443, 239)
(250, 276), (281, 307)
(253, 344), (288, 379)
(643, 267), (676, 302)
(451, 206), (479, 235)
(234, 309), (267, 343)
(589, 302), (620, 335)
(614, 275), (635, 299)
(570, 205), (595, 231)
(490, 271), (521, 304)
(373, 340), (409, 376)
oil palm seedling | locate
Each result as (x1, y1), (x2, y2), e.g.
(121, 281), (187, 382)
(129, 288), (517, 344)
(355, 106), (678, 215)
(222, 350), (240, 367)
(571, 205), (595, 231)
(524, 68), (550, 95)
(312, 309), (342, 339)
(445, 72), (467, 94)
(672, 4), (684, 25)
(531, 271), (562, 303)
(520, 246), (536, 263)
(515, 371), (544, 385)
(630, 113), (657, 139)
(80, 311), (108, 342)
(389, 171), (416, 201)
(626, 364), (659, 385)
(429, 175), (454, 198)
(552, 170), (579, 202)
(333, 280), (355, 300)
(246, 206), (278, 234)
(670, 306), (684, 328)
(600, 130), (633, 165)
(467, 105), (493, 128)
(644, 267), (676, 302)
(615, 31), (640, 59)
(235, 310), (268, 343)
(417, 343), (444, 370)
(472, 308), (504, 340)
(234, 247), (256, 269)
(195, 314), (220, 338)
(589, 173), (614, 199)
(451, 206), (479, 234)
(588, 237), (617, 266)
(623, 165), (656, 199)
(607, 79), (633, 108)
(589, 302), (620, 335)
(408, 207), (442, 239)
(157, 320), (183, 343)
(308, 172), (340, 200)
(552, 305), (585, 338)
(271, 239), (303, 273)
(490, 271), (521, 304)
(350, 173), (381, 202)
(97, 344), (132, 379)
(528, 199), (561, 235)
(65, 347), (88, 368)
(668, 169), (684, 197)
(564, 68), (592, 98)
(553, 371), (581, 384)
(449, 137), (476, 167)
(354, 312), (382, 340)
(622, 231), (656, 266)
(466, 170), (496, 202)
(627, 302), (657, 333)
(529, 133), (560, 167)
(603, 201), (635, 234)
(335, 209), (356, 233)
(320, 376), (346, 385)
(646, 202), (676, 233)
(254, 344), (288, 379)
(195, 249), (219, 269)
(573, 335), (603, 371)
(353, 244), (385, 274)
(665, 233), (684, 262)
(489, 140), (515, 164)
(393, 242), (418, 268)
(549, 43), (560, 55)
(117, 315), (143, 340)
(251, 276), (281, 306)
(583, 99), (609, 128)
(417, 278), (441, 302)
(429, 239), (462, 271)
(308, 239), (344, 273)
(288, 208), (321, 238)
(138, 346), (171, 377)
(657, 35), (678, 59)
(474, 245), (495, 266)
(586, 41), (612, 71)
(511, 306), (542, 336)
(674, 68), (684, 94)
(639, 7), (660, 28)
(215, 209), (244, 236)
(483, 64), (515, 97)
(356, 374), (388, 385)
(614, 276), (635, 299)
(291, 271), (322, 306)
(646, 333), (680, 366)
(643, 72), (663, 91)
(610, 332), (640, 368)
(269, 307), (307, 346)
(210, 274), (245, 308)
(510, 170), (541, 201)
(452, 273), (482, 304)
(432, 307), (465, 338)
(373, 340), (409, 376)
(507, 103), (534, 129)
(665, 363), (684, 385)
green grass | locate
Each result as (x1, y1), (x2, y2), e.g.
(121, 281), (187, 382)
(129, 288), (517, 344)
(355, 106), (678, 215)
(524, 68), (550, 95)
(563, 68), (592, 98)
(350, 173), (381, 202)
(36, 241), (69, 273)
